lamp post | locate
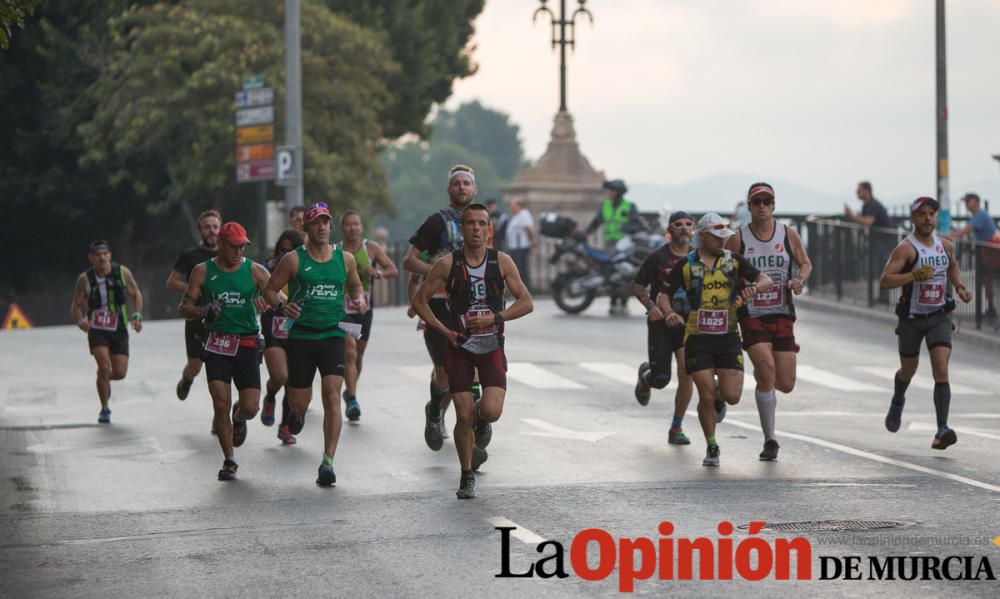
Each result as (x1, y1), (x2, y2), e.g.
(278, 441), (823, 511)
(533, 0), (593, 113)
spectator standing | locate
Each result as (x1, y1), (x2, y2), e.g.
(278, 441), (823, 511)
(505, 197), (536, 292)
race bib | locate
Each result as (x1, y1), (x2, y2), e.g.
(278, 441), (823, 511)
(205, 331), (240, 356)
(271, 316), (290, 339)
(917, 283), (945, 307)
(460, 308), (497, 337)
(90, 310), (119, 332)
(751, 287), (783, 309)
(345, 291), (372, 314)
(696, 309), (729, 334)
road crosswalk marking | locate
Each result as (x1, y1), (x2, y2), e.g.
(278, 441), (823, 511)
(797, 364), (888, 392)
(855, 366), (987, 395)
(507, 362), (585, 389)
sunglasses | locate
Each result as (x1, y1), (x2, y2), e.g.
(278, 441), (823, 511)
(670, 221), (694, 228)
(278, 246), (294, 254)
(750, 197), (774, 206)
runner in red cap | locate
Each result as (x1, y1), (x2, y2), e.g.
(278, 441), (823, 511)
(179, 221), (271, 480)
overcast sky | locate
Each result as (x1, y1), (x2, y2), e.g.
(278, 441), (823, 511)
(449, 0), (1000, 212)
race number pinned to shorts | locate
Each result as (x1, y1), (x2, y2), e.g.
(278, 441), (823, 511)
(271, 316), (290, 339)
(916, 283), (945, 307)
(204, 331), (240, 356)
(460, 308), (497, 337)
(345, 292), (371, 315)
(750, 287), (783, 309)
(696, 309), (729, 334)
(90, 310), (119, 332)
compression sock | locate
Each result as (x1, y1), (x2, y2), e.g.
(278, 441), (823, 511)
(755, 389), (777, 441)
(429, 382), (447, 418)
(706, 434), (717, 446)
(671, 415), (683, 429)
(933, 382), (951, 432)
(322, 454), (334, 466)
(892, 372), (910, 406)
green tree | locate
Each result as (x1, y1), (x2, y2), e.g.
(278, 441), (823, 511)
(433, 100), (524, 180)
(0, 0), (43, 48)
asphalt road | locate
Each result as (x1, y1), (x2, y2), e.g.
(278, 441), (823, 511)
(2, 298), (999, 597)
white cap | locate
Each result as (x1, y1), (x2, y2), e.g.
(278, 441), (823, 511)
(696, 212), (735, 239)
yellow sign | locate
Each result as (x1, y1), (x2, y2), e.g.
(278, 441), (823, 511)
(2, 303), (33, 330)
(236, 124), (274, 145)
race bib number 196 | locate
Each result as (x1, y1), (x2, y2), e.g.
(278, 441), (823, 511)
(696, 309), (729, 334)
(205, 331), (240, 356)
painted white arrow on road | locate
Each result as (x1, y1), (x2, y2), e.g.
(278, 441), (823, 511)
(521, 418), (614, 442)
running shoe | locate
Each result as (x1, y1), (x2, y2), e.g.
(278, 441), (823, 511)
(217, 459), (238, 481)
(456, 471), (476, 499)
(931, 428), (957, 450)
(232, 404), (247, 448)
(439, 411), (450, 439)
(176, 375), (192, 401)
(261, 394), (276, 426)
(277, 425), (297, 445)
(317, 462), (336, 486)
(287, 408), (305, 435)
(98, 407), (111, 424)
(714, 386), (727, 423)
(344, 396), (361, 422)
(668, 427), (690, 445)
(474, 407), (492, 449)
(424, 401), (444, 451)
(634, 362), (651, 406)
(702, 443), (720, 467)
(884, 398), (904, 433)
(759, 439), (780, 461)
(471, 444), (488, 471)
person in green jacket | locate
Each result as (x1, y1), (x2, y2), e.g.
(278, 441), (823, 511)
(586, 178), (645, 314)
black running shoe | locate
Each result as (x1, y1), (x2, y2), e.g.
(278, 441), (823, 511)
(287, 408), (305, 435)
(932, 428), (957, 450)
(232, 404), (247, 447)
(456, 471), (476, 499)
(317, 462), (336, 486)
(471, 444), (488, 471)
(702, 443), (720, 467)
(424, 401), (443, 451)
(217, 459), (238, 481)
(759, 439), (780, 461)
(474, 419), (493, 449)
(176, 376), (193, 401)
(635, 362), (651, 406)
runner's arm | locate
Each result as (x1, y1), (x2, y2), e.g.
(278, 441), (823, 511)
(165, 269), (188, 294)
(369, 242), (399, 279)
(122, 267), (144, 332)
(655, 259), (687, 326)
(177, 264), (207, 320)
(251, 263), (272, 312)
(724, 230), (741, 254)
(70, 274), (90, 329)
(497, 252), (533, 322)
(412, 256), (454, 338)
(879, 243), (919, 289)
(943, 239), (973, 302)
(343, 252), (367, 313)
(263, 250), (297, 309)
(402, 245), (432, 276)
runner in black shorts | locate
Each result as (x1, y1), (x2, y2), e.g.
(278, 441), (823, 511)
(167, 209), (221, 401)
(179, 222), (270, 481)
(632, 211), (696, 445)
(338, 210), (398, 422)
(259, 229), (303, 445)
(880, 197), (972, 450)
(657, 213), (771, 468)
(265, 202), (367, 487)
(413, 203), (533, 499)
(71, 240), (144, 424)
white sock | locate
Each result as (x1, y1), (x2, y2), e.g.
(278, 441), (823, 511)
(755, 389), (777, 442)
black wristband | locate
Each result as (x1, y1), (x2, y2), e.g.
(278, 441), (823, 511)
(494, 312), (504, 325)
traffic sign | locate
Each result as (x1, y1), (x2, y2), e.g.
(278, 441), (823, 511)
(236, 106), (274, 127)
(242, 75), (265, 89)
(235, 87), (275, 109)
(237, 160), (275, 183)
(236, 124), (274, 144)
(2, 303), (33, 330)
(237, 143), (275, 163)
(275, 146), (298, 186)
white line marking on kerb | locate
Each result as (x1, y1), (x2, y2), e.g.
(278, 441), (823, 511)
(797, 365), (888, 392)
(486, 517), (546, 545)
(723, 418), (1000, 494)
(507, 363), (585, 390)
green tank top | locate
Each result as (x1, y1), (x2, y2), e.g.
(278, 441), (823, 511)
(203, 258), (259, 334)
(288, 245), (346, 339)
(347, 240), (371, 292)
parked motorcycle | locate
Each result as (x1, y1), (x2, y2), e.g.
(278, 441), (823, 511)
(540, 213), (663, 314)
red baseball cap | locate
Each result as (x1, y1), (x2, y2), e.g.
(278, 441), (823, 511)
(304, 202), (333, 223)
(219, 221), (251, 245)
(748, 182), (775, 200)
(910, 196), (939, 214)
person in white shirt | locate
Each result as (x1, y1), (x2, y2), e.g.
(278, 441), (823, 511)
(504, 197), (535, 292)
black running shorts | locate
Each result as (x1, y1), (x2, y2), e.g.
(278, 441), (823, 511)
(684, 333), (744, 374)
(260, 310), (290, 351)
(896, 312), (953, 358)
(342, 307), (374, 342)
(88, 327), (129, 356)
(423, 298), (451, 367)
(203, 345), (261, 390)
(287, 336), (346, 389)
(446, 346), (507, 393)
(185, 319), (207, 359)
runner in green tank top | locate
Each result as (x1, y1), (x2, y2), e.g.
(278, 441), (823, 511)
(264, 202), (367, 487)
(179, 222), (271, 481)
(338, 210), (398, 422)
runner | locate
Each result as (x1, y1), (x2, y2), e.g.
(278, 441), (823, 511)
(632, 211), (696, 445)
(167, 209), (221, 401)
(402, 164), (492, 451)
(71, 240), (144, 424)
(260, 229), (304, 445)
(177, 222), (270, 480)
(412, 203), (533, 499)
(339, 209), (398, 422)
(656, 213), (772, 467)
(880, 197), (972, 450)
(264, 202), (367, 486)
(726, 182), (812, 461)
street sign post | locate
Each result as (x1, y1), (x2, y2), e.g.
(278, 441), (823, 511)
(235, 87), (275, 109)
(236, 124), (274, 145)
(237, 161), (275, 183)
(236, 106), (275, 127)
(237, 143), (275, 163)
(242, 74), (265, 89)
(275, 146), (298, 187)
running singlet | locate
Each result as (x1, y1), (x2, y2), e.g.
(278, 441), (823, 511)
(459, 254), (502, 354)
(202, 258), (259, 335)
(664, 251), (762, 340)
(287, 245), (347, 340)
(345, 240), (372, 314)
(86, 263), (128, 331)
(903, 232), (949, 317)
(740, 222), (793, 318)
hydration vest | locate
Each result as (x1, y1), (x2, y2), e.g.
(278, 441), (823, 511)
(682, 250), (740, 309)
(86, 262), (128, 319)
(446, 248), (505, 326)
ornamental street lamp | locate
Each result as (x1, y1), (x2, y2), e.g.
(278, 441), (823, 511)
(533, 0), (593, 113)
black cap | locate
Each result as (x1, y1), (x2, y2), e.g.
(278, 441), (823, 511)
(669, 211), (694, 224)
(602, 179), (628, 194)
(89, 239), (110, 253)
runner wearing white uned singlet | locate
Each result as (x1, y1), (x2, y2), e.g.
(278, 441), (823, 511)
(726, 182), (811, 461)
(879, 197), (972, 450)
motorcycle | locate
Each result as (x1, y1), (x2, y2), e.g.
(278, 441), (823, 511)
(541, 213), (663, 314)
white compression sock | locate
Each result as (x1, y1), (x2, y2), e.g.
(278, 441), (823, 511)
(755, 389), (777, 442)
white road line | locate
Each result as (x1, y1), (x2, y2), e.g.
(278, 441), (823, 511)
(521, 418), (615, 442)
(797, 365), (888, 392)
(723, 418), (1000, 494)
(908, 421), (1000, 441)
(855, 366), (988, 396)
(578, 362), (666, 387)
(507, 362), (586, 390)
(485, 517), (546, 544)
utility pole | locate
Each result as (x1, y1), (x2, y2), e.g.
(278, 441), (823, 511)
(936, 0), (949, 232)
(284, 0), (303, 207)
